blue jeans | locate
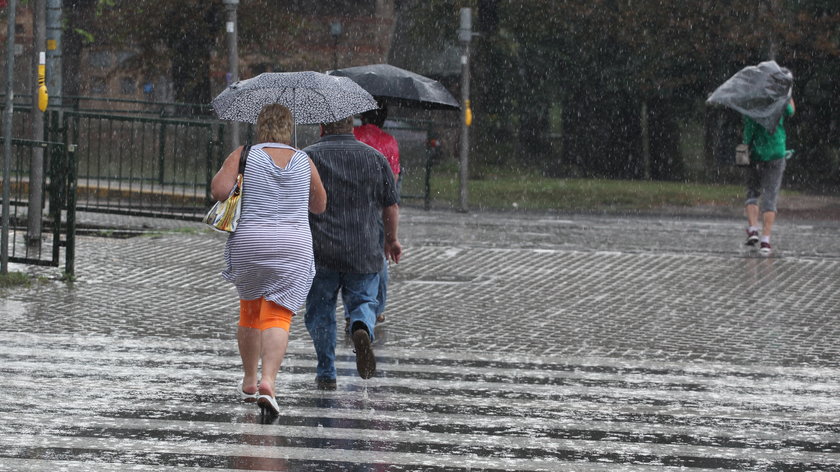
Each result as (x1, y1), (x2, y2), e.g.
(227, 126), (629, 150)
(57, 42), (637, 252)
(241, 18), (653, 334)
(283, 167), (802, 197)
(375, 258), (388, 317)
(346, 260), (388, 325)
(305, 266), (379, 381)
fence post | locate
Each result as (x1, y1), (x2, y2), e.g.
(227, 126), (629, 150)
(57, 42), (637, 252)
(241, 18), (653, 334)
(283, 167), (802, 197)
(64, 143), (76, 277)
(49, 142), (61, 265)
(205, 123), (221, 205)
(157, 122), (166, 185)
(424, 124), (433, 211)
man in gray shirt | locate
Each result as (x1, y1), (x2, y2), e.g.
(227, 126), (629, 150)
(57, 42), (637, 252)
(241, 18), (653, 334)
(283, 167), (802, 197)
(303, 116), (402, 389)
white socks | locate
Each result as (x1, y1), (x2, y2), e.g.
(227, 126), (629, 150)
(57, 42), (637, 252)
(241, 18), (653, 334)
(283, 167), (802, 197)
(748, 227), (770, 244)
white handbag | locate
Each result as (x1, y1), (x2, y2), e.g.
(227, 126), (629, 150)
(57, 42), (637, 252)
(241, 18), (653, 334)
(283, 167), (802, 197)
(203, 145), (250, 232)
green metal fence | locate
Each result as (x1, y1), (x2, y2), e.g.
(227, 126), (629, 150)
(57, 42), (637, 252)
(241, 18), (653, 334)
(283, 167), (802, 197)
(3, 96), (444, 221)
(58, 110), (439, 218)
(384, 118), (447, 210)
(64, 111), (225, 219)
(0, 97), (447, 281)
(0, 136), (77, 276)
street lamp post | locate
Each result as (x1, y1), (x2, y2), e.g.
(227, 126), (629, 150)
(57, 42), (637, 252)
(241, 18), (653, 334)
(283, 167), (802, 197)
(458, 8), (472, 213)
(223, 0), (239, 150)
(2, 0), (18, 274)
(330, 22), (343, 70)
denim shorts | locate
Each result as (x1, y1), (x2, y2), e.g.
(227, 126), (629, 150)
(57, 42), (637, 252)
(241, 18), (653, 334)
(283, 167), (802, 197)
(745, 158), (786, 213)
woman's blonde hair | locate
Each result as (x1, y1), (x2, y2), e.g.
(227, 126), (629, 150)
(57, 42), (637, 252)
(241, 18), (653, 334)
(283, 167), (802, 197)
(256, 104), (293, 144)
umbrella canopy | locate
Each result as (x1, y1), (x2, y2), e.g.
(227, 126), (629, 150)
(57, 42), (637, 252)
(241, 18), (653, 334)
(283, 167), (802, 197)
(211, 71), (378, 124)
(328, 64), (460, 110)
(706, 60), (793, 134)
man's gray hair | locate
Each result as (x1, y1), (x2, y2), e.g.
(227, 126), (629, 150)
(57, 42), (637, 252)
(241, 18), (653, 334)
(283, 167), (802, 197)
(322, 115), (355, 135)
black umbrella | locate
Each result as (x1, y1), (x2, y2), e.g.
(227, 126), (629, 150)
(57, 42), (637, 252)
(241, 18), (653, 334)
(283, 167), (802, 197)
(328, 64), (460, 110)
(211, 71), (378, 124)
(706, 60), (793, 134)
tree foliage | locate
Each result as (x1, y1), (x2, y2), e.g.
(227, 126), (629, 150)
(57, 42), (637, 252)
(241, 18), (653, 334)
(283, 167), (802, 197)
(462, 0), (840, 182)
(62, 0), (840, 183)
(64, 0), (224, 106)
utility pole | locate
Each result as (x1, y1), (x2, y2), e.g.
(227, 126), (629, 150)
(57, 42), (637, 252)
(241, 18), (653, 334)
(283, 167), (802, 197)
(223, 0), (240, 150)
(27, 0), (47, 248)
(458, 8), (472, 213)
(2, 0), (18, 274)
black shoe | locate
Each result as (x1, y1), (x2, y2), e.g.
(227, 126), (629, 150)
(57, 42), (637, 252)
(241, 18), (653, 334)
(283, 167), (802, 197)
(351, 328), (376, 379)
(315, 377), (337, 391)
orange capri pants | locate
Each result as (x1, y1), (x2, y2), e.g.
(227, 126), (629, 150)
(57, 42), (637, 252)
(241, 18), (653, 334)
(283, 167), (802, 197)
(239, 298), (293, 332)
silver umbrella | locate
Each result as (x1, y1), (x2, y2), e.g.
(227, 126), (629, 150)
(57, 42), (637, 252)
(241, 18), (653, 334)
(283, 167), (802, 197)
(211, 71), (378, 125)
(706, 60), (793, 134)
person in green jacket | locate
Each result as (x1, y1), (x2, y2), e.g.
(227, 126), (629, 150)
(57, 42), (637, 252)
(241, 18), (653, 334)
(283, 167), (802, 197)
(743, 98), (795, 255)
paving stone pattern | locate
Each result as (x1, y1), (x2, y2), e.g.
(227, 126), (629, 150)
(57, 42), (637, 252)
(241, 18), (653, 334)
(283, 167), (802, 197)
(5, 208), (838, 366)
(1, 207), (839, 471)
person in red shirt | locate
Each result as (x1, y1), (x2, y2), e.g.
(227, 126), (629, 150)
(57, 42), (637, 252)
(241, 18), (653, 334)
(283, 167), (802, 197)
(353, 104), (400, 325)
(354, 104), (400, 183)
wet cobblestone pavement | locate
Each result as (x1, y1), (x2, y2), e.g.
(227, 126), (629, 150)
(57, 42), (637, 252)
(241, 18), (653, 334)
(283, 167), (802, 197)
(1, 207), (839, 471)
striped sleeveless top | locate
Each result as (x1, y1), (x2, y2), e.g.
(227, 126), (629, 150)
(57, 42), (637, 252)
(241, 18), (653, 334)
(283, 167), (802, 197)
(222, 143), (314, 311)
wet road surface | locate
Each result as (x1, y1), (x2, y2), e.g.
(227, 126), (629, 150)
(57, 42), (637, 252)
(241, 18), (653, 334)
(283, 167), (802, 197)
(1, 207), (839, 471)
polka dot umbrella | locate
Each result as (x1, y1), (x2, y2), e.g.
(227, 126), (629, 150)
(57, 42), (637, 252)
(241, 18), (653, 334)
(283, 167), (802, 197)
(211, 71), (378, 125)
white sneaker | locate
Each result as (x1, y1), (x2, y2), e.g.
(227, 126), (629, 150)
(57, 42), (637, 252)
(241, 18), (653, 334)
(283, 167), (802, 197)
(759, 241), (772, 255)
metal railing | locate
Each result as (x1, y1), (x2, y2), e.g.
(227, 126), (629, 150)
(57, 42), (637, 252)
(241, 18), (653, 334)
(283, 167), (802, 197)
(65, 110), (225, 219)
(0, 136), (77, 275)
(57, 110), (439, 217)
(6, 96), (445, 219)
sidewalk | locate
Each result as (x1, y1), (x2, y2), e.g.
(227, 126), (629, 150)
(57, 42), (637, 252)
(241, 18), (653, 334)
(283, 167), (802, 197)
(2, 203), (839, 470)
(8, 202), (840, 363)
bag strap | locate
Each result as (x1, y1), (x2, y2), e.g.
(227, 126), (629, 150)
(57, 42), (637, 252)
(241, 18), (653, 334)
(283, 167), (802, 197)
(238, 144), (251, 175)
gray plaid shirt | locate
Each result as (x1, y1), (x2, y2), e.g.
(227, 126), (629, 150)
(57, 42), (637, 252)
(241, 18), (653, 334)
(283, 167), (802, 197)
(304, 134), (398, 274)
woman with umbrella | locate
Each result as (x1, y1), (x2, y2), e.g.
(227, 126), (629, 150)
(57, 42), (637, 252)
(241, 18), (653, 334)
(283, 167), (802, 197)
(211, 104), (327, 415)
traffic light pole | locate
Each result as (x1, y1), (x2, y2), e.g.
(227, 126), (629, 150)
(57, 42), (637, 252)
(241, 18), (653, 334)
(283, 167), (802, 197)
(27, 0), (46, 248)
(223, 0), (240, 150)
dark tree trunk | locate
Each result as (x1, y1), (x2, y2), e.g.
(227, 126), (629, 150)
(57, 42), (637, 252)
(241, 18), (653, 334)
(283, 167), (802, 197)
(703, 107), (742, 183)
(647, 98), (684, 181)
(62, 0), (98, 103)
(473, 0), (514, 166)
(562, 90), (642, 178)
(164, 2), (222, 112)
(517, 104), (550, 162)
(784, 74), (840, 187)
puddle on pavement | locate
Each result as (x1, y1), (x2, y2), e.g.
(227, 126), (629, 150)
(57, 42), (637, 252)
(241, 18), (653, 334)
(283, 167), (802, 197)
(0, 299), (31, 324)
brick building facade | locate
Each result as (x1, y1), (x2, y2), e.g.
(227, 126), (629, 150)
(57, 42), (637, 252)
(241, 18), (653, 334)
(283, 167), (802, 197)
(2, 1), (398, 104)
